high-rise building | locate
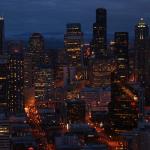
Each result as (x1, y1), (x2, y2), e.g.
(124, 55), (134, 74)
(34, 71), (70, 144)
(28, 33), (44, 68)
(106, 38), (138, 132)
(106, 74), (139, 133)
(28, 33), (45, 97)
(134, 19), (150, 107)
(144, 38), (150, 106)
(0, 56), (8, 112)
(135, 18), (149, 82)
(92, 8), (107, 58)
(0, 16), (4, 55)
(64, 23), (83, 66)
(8, 47), (24, 114)
(23, 52), (34, 103)
(54, 64), (68, 88)
(114, 32), (129, 82)
(24, 52), (33, 89)
(34, 65), (54, 101)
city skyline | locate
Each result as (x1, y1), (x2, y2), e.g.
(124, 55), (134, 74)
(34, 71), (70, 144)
(0, 2), (150, 149)
(1, 0), (150, 38)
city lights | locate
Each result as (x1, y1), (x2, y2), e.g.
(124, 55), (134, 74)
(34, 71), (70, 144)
(0, 2), (150, 150)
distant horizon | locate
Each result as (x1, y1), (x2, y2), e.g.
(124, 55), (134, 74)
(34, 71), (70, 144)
(4, 32), (135, 49)
(5, 31), (135, 42)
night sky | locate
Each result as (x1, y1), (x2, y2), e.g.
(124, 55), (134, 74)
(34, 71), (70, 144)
(1, 0), (150, 38)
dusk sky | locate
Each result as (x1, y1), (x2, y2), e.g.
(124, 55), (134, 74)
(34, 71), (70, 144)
(1, 0), (150, 38)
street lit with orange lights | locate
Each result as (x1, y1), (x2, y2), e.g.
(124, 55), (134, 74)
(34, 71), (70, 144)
(25, 97), (53, 150)
(86, 113), (128, 150)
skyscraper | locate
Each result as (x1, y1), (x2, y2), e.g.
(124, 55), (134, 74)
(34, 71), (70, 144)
(28, 33), (45, 68)
(105, 33), (137, 133)
(135, 18), (149, 82)
(92, 8), (107, 58)
(24, 52), (33, 89)
(8, 46), (24, 114)
(134, 19), (150, 107)
(34, 65), (54, 101)
(28, 33), (45, 92)
(0, 55), (8, 112)
(144, 38), (150, 106)
(106, 73), (139, 133)
(0, 16), (4, 55)
(64, 23), (83, 66)
(114, 32), (129, 82)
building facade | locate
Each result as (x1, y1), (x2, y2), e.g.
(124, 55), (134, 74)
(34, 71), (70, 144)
(64, 23), (83, 66)
(114, 32), (129, 82)
(8, 49), (24, 114)
(92, 8), (107, 58)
